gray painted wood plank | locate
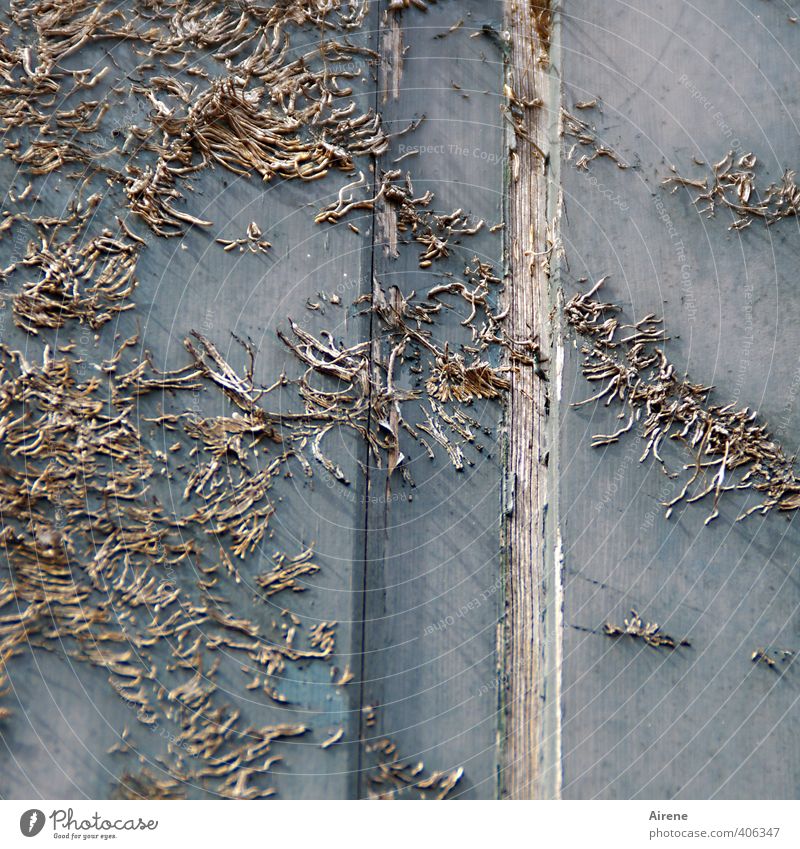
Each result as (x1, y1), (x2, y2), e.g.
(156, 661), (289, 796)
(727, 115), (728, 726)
(358, 1), (507, 800)
(0, 0), (510, 801)
(558, 0), (800, 799)
(0, 11), (381, 800)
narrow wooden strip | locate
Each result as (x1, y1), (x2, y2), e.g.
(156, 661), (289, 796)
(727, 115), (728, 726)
(502, 0), (562, 799)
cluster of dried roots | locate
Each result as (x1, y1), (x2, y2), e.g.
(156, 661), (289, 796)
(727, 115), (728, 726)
(112, 769), (186, 800)
(603, 610), (690, 650)
(366, 737), (464, 799)
(0, 1), (388, 238)
(315, 167), (488, 271)
(269, 254), (520, 478)
(4, 227), (139, 334)
(663, 151), (800, 230)
(256, 548), (320, 597)
(566, 277), (800, 524)
(0, 189), (521, 794)
(562, 108), (629, 171)
(531, 1), (553, 65)
(751, 647), (794, 672)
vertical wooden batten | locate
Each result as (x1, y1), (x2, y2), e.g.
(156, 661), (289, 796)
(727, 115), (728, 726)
(502, 0), (564, 799)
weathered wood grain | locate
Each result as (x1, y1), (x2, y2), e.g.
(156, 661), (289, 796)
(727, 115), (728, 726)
(500, 0), (564, 800)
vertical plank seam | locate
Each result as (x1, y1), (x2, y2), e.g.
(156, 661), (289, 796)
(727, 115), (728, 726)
(355, 3), (387, 800)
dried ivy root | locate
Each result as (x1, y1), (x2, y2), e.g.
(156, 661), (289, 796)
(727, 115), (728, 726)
(366, 737), (464, 800)
(751, 648), (794, 672)
(562, 108), (629, 171)
(112, 770), (186, 800)
(663, 151), (800, 230)
(603, 610), (690, 650)
(0, 0), (509, 798)
(6, 228), (139, 334)
(566, 277), (800, 524)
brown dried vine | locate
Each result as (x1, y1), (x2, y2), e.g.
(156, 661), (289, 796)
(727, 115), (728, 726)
(567, 277), (800, 524)
(663, 151), (800, 230)
(603, 610), (690, 650)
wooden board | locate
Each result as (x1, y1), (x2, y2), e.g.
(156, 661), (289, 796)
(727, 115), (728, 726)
(0, 1), (507, 801)
(557, 0), (800, 799)
(359, 2), (506, 800)
(2, 0), (798, 802)
(0, 10), (381, 801)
